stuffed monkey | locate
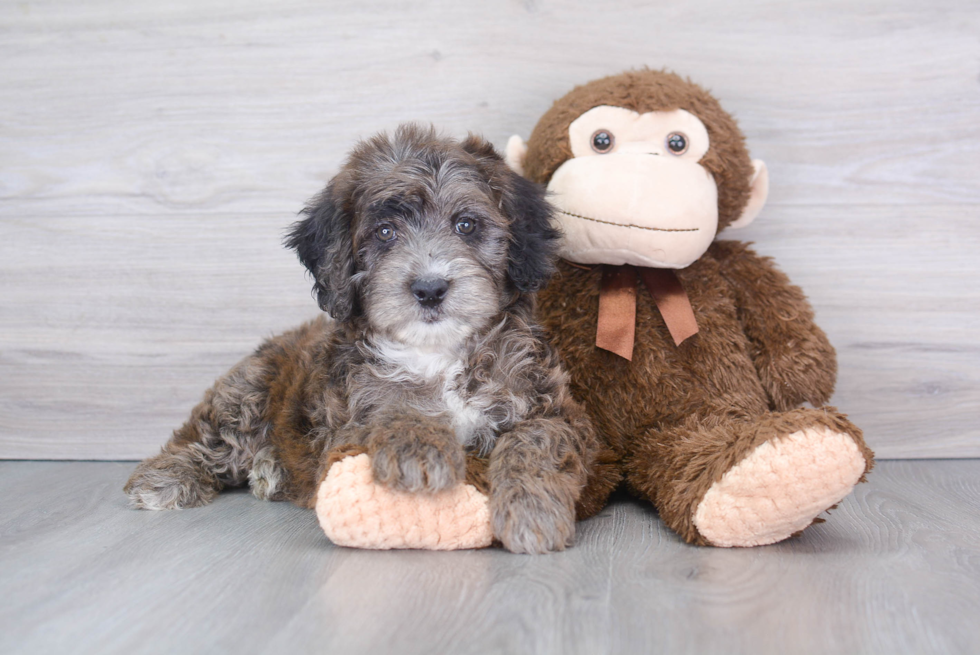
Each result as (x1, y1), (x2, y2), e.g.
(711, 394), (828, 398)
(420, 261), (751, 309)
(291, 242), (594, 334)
(505, 69), (874, 547)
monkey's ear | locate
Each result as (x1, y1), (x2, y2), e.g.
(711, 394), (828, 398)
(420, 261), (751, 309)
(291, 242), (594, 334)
(284, 179), (359, 322)
(728, 159), (769, 230)
(504, 135), (528, 177)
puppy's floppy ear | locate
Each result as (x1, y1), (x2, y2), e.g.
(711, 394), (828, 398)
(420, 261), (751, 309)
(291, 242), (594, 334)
(284, 177), (359, 322)
(501, 168), (561, 293)
(462, 135), (560, 293)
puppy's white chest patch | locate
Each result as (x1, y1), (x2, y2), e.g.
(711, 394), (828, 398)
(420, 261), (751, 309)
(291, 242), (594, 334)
(440, 372), (486, 447)
(373, 340), (488, 447)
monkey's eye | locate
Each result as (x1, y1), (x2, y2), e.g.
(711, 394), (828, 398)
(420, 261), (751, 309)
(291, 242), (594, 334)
(666, 132), (689, 155)
(591, 130), (615, 153)
(376, 224), (396, 242)
(454, 216), (477, 235)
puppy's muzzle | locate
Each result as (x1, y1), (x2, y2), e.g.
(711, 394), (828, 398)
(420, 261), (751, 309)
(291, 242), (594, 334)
(411, 277), (450, 308)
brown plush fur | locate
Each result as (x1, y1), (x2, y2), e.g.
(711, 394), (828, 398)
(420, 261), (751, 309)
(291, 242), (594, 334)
(125, 126), (599, 554)
(529, 70), (874, 544)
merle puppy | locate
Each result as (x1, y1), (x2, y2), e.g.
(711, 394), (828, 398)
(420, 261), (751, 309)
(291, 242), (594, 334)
(125, 125), (598, 554)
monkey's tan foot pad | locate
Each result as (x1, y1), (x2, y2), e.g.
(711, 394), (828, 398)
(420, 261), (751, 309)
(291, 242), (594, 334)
(315, 453), (493, 550)
(693, 427), (866, 547)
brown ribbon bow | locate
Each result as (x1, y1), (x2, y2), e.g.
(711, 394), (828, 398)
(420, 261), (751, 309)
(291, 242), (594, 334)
(596, 265), (699, 360)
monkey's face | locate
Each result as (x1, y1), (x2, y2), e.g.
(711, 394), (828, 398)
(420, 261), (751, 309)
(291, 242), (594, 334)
(507, 70), (769, 270)
(546, 105), (720, 269)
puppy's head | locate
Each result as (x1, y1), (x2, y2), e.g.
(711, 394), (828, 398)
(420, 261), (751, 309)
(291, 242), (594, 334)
(286, 124), (558, 348)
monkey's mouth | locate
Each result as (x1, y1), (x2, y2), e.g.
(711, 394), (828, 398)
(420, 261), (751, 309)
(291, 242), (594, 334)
(559, 210), (700, 233)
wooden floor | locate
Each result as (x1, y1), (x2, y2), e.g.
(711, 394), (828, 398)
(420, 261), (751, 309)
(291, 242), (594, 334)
(1, 460), (978, 654)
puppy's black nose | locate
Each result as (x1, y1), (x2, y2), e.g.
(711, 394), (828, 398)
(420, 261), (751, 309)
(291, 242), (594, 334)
(411, 278), (450, 307)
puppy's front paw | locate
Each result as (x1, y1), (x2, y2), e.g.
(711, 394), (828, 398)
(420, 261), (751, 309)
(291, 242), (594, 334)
(491, 484), (576, 554)
(368, 418), (465, 493)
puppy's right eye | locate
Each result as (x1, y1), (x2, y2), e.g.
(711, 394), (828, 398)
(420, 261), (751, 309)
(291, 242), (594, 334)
(376, 224), (396, 242)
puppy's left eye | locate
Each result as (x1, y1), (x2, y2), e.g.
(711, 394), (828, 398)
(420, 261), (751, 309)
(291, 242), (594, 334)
(454, 216), (476, 235)
(376, 224), (396, 242)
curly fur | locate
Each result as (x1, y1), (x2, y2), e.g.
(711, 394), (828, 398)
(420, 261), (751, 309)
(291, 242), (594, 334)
(125, 125), (597, 554)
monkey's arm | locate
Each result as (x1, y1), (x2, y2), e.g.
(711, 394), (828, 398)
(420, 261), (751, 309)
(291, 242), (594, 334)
(710, 240), (837, 410)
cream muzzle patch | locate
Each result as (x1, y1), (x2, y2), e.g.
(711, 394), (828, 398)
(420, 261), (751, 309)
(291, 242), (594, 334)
(547, 152), (719, 268)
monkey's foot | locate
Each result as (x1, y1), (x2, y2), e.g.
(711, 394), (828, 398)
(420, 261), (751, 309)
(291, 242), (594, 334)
(315, 453), (493, 550)
(692, 427), (866, 547)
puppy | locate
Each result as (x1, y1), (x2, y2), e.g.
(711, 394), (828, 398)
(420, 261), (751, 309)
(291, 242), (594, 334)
(125, 125), (598, 553)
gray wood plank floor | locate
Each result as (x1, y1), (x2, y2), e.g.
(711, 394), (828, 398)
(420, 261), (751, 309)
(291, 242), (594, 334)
(1, 460), (978, 655)
(2, 0), (979, 460)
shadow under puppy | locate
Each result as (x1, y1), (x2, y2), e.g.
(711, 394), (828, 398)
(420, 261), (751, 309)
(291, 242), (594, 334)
(125, 125), (599, 554)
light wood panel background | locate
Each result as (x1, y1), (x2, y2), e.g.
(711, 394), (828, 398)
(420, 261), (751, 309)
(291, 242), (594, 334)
(1, 0), (978, 459)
